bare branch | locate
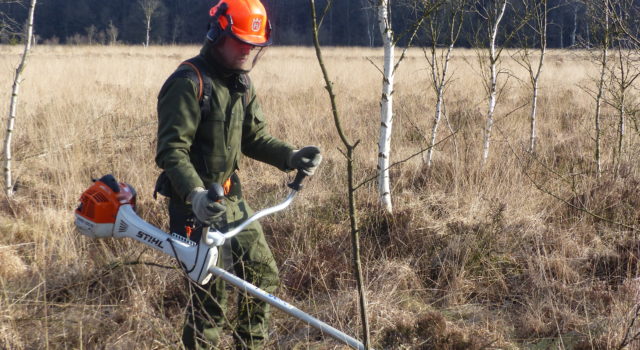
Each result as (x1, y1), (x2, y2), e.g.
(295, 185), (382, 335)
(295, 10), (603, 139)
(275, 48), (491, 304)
(495, 124), (636, 231)
(354, 131), (457, 191)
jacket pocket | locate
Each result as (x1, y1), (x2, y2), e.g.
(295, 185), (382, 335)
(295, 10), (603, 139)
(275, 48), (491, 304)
(203, 154), (226, 174)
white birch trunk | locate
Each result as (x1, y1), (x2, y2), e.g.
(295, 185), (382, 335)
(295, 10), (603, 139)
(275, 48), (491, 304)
(145, 17), (151, 47)
(377, 0), (394, 213)
(4, 0), (37, 197)
(529, 4), (547, 154)
(481, 1), (507, 165)
(426, 43), (454, 168)
(571, 4), (578, 48)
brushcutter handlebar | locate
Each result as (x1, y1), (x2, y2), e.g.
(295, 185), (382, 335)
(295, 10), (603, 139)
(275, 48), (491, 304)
(203, 171), (307, 246)
(287, 171), (307, 191)
(206, 183), (225, 202)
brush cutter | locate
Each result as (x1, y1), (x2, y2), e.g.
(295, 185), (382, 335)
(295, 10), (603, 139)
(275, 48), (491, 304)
(74, 173), (368, 350)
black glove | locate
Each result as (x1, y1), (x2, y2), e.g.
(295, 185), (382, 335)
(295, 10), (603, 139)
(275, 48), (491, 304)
(188, 188), (226, 226)
(288, 146), (323, 176)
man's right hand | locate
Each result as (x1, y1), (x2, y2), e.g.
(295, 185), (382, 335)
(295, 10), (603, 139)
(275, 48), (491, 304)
(188, 187), (226, 226)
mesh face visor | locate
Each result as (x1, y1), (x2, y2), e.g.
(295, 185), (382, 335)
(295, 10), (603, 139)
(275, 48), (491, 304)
(238, 45), (267, 73)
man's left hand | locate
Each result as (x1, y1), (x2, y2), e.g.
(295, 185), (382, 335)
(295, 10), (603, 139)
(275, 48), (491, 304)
(288, 146), (322, 176)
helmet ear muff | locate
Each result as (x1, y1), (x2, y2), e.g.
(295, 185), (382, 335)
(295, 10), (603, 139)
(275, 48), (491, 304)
(206, 2), (230, 44)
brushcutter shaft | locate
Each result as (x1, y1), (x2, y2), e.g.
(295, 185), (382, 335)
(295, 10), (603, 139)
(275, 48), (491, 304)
(209, 266), (368, 350)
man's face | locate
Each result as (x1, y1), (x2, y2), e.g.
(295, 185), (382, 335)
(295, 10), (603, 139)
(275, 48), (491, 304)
(215, 36), (260, 72)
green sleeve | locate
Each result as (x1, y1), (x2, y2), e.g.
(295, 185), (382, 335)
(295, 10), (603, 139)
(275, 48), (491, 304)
(155, 78), (204, 201)
(241, 85), (296, 170)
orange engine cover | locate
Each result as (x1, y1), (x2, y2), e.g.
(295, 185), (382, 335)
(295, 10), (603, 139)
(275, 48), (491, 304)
(76, 174), (136, 224)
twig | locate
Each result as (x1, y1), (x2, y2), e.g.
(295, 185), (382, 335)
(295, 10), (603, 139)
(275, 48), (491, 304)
(618, 303), (640, 350)
(495, 125), (636, 231)
(0, 242), (35, 250)
(353, 131), (457, 191)
(366, 57), (384, 76)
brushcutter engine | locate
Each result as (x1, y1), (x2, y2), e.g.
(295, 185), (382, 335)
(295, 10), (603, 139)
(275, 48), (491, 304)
(74, 174), (217, 284)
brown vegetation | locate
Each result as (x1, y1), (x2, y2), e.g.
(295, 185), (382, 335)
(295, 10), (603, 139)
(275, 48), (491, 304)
(0, 45), (639, 349)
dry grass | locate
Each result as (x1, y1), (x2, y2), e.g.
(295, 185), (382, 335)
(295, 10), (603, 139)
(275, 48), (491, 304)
(1, 44), (639, 349)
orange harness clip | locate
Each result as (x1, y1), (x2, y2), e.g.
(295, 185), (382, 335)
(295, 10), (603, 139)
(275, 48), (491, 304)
(223, 177), (232, 196)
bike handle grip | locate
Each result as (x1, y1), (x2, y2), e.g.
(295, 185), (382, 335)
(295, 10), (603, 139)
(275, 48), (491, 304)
(207, 183), (225, 202)
(287, 171), (307, 191)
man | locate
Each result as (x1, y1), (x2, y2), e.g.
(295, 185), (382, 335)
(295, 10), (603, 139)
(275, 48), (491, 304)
(155, 0), (322, 348)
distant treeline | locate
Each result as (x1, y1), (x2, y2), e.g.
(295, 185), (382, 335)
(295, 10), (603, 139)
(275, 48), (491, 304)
(0, 0), (636, 47)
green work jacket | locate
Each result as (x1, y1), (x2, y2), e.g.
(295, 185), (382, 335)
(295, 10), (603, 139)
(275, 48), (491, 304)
(156, 51), (295, 202)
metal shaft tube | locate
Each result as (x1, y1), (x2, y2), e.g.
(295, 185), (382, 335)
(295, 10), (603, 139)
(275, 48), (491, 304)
(209, 266), (367, 350)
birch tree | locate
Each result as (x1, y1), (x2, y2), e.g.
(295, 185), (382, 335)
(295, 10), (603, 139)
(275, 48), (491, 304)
(424, 0), (467, 168)
(106, 20), (118, 45)
(602, 0), (640, 172)
(609, 43), (640, 171)
(373, 0), (441, 213)
(138, 0), (160, 47)
(513, 0), (550, 154)
(582, 0), (612, 178)
(85, 24), (96, 45)
(570, 1), (579, 47)
(475, 0), (529, 164)
(478, 0), (508, 165)
(376, 0), (395, 213)
(4, 0), (36, 197)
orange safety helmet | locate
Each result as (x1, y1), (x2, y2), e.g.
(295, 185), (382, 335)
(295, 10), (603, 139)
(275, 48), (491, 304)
(207, 0), (272, 47)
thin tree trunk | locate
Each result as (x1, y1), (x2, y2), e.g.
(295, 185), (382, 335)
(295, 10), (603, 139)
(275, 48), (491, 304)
(362, 0), (373, 47)
(571, 3), (578, 47)
(616, 45), (626, 169)
(309, 1), (370, 348)
(377, 0), (394, 213)
(586, 20), (590, 47)
(145, 17), (151, 47)
(481, 1), (507, 165)
(427, 43), (454, 168)
(426, 1), (464, 168)
(529, 77), (540, 153)
(4, 0), (37, 197)
(529, 2), (547, 154)
(347, 147), (369, 350)
(617, 92), (625, 166)
(594, 9), (609, 179)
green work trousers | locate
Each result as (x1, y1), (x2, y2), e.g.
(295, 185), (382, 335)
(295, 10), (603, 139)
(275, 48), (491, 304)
(169, 193), (279, 350)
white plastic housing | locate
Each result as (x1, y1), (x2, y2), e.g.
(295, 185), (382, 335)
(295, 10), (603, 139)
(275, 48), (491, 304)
(75, 204), (217, 285)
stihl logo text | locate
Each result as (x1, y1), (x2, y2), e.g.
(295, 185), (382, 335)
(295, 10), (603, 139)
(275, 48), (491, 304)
(136, 231), (165, 249)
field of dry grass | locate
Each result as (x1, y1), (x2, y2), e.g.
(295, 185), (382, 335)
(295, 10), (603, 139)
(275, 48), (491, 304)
(0, 44), (639, 349)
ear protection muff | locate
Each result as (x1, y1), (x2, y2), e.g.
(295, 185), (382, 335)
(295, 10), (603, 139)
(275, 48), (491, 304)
(206, 2), (230, 45)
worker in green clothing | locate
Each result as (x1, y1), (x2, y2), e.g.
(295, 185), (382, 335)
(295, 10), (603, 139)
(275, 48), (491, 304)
(154, 0), (322, 348)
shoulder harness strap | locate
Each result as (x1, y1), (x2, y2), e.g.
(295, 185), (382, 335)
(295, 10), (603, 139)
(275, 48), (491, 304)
(180, 57), (214, 119)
